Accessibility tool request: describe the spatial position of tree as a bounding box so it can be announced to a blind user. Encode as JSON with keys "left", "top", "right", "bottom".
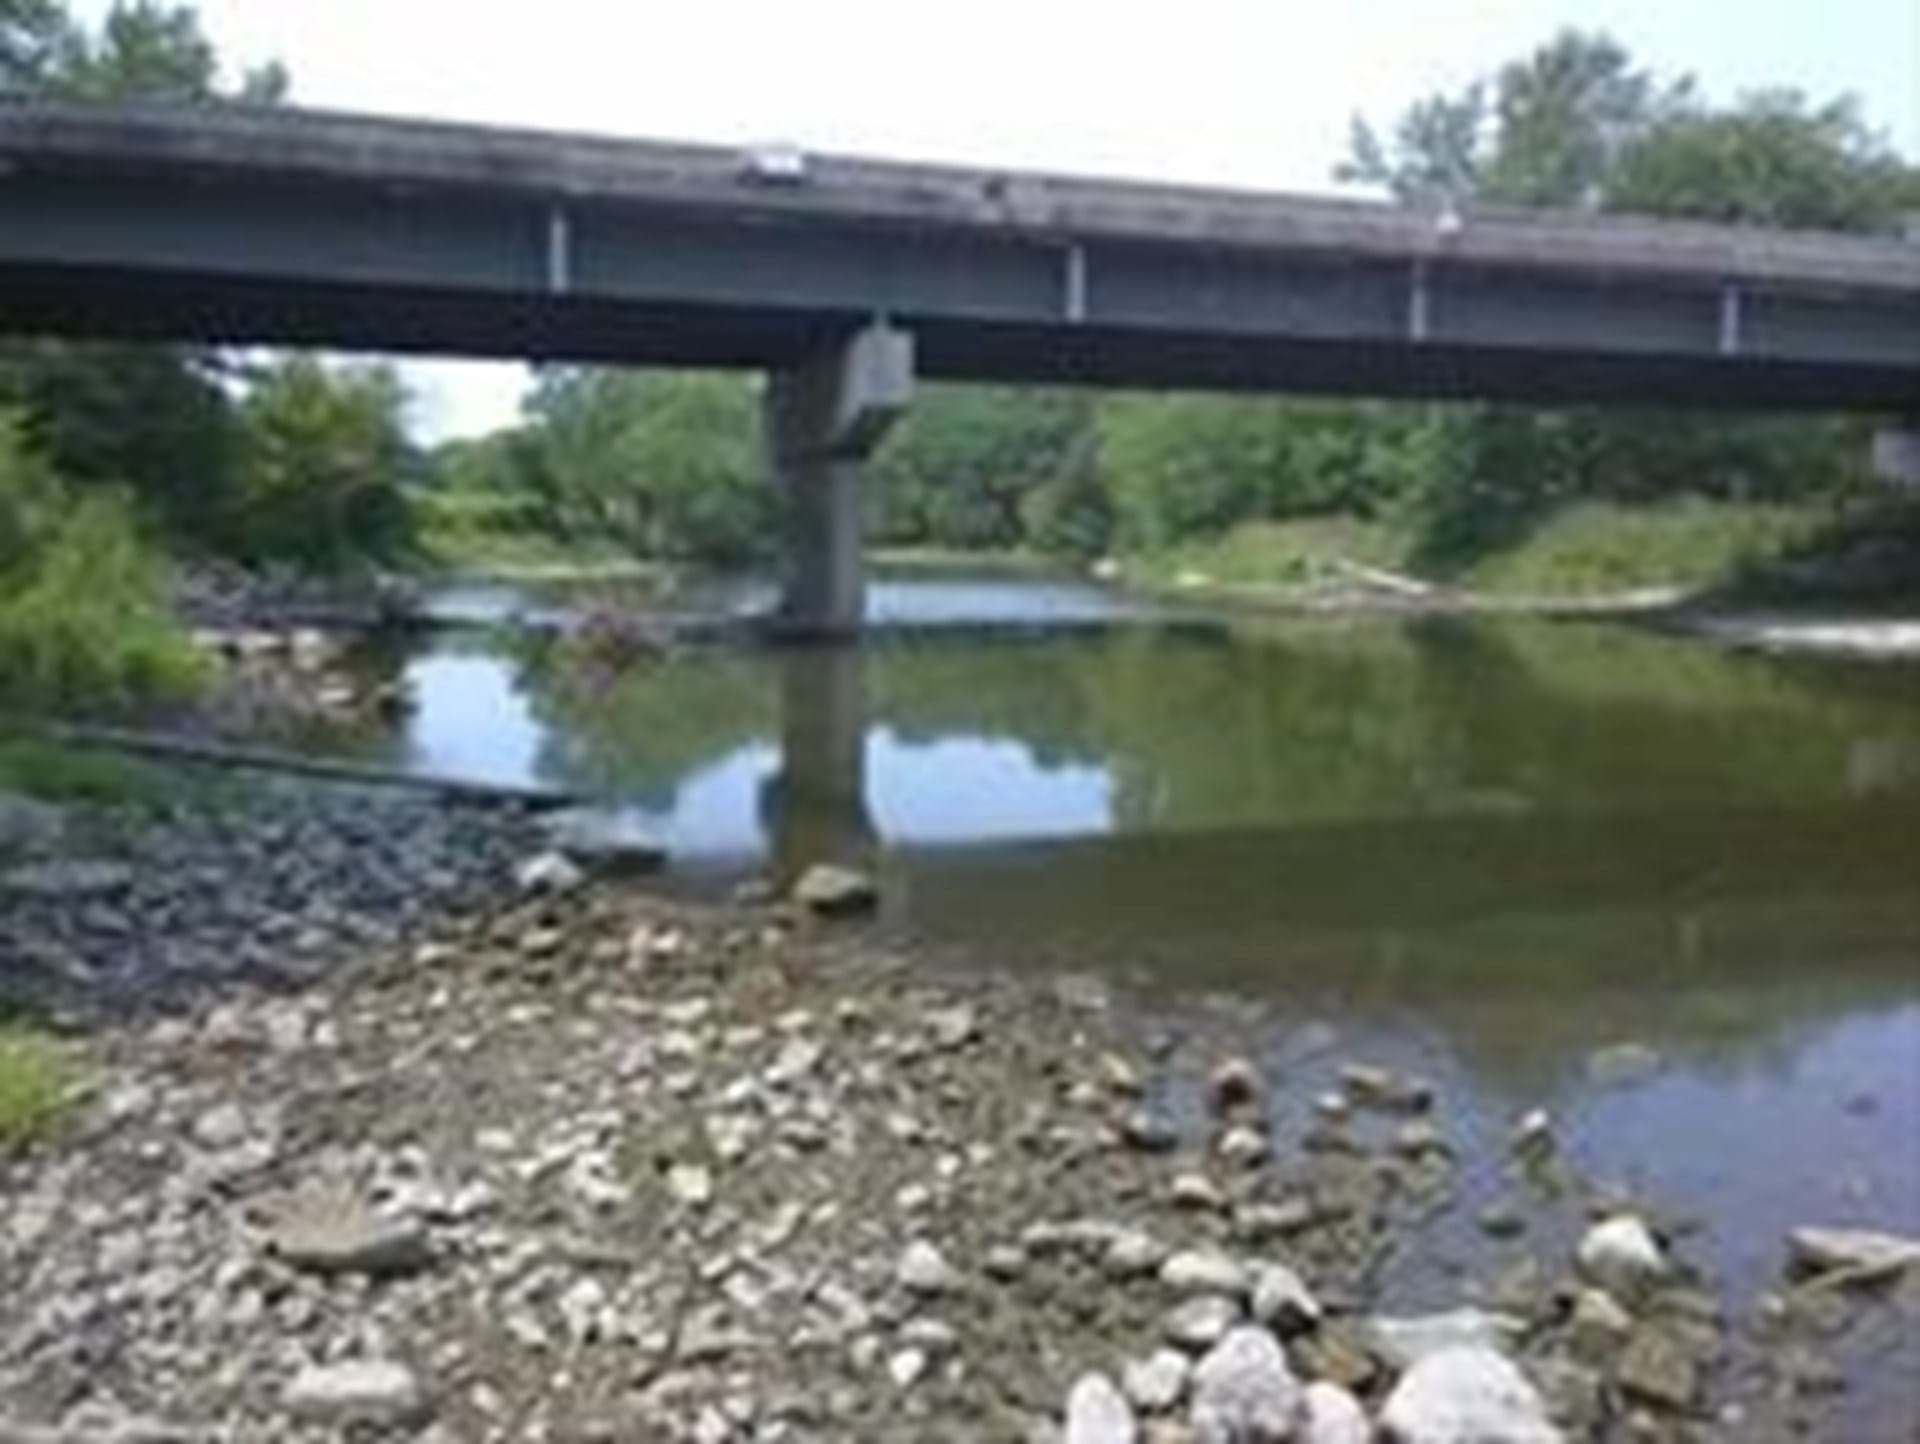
{"left": 233, "top": 357, "right": 417, "bottom": 571}
{"left": 1611, "top": 91, "right": 1913, "bottom": 232}
{"left": 0, "top": 0, "right": 68, "bottom": 91}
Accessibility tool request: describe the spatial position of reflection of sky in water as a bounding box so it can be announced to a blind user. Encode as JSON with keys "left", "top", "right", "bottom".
{"left": 404, "top": 653, "right": 544, "bottom": 783}
{"left": 866, "top": 729, "right": 1112, "bottom": 843}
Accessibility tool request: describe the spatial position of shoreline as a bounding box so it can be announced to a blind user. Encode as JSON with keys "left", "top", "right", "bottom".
{"left": 3, "top": 856, "right": 1913, "bottom": 1440}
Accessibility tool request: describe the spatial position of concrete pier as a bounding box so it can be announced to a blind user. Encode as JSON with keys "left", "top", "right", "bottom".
{"left": 1871, "top": 421, "right": 1920, "bottom": 490}
{"left": 766, "top": 320, "right": 914, "bottom": 635}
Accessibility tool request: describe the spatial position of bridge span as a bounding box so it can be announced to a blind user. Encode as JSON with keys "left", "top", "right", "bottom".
{"left": 3, "top": 99, "right": 1917, "bottom": 630}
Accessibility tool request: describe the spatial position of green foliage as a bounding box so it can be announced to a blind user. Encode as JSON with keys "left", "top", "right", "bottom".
{"left": 0, "top": 732, "right": 192, "bottom": 807}
{"left": 1611, "top": 92, "right": 1914, "bottom": 232}
{"left": 873, "top": 386, "right": 1097, "bottom": 553}
{"left": 512, "top": 369, "right": 770, "bottom": 564}
{"left": 0, "top": 0, "right": 65, "bottom": 89}
{"left": 232, "top": 356, "right": 417, "bottom": 572}
{"left": 0, "top": 1025, "right": 73, "bottom": 1152}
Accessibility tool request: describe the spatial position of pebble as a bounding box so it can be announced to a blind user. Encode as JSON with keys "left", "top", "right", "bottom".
{"left": 1249, "top": 1262, "right": 1321, "bottom": 1333}
{"left": 1105, "top": 1229, "right": 1169, "bottom": 1278}
{"left": 1215, "top": 1126, "right": 1267, "bottom": 1167}
{"left": 1122, "top": 1108, "right": 1178, "bottom": 1152}
{"left": 667, "top": 1164, "right": 715, "bottom": 1209}
{"left": 898, "top": 1240, "right": 961, "bottom": 1295}
{"left": 1169, "top": 1173, "right": 1226, "bottom": 1212}
{"left": 1299, "top": 1381, "right": 1370, "bottom": 1444}
{"left": 1206, "top": 1057, "right": 1262, "bottom": 1113}
{"left": 888, "top": 1348, "right": 929, "bottom": 1389}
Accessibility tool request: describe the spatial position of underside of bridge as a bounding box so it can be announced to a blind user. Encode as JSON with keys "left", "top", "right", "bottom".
{"left": 3, "top": 100, "right": 1919, "bottom": 628}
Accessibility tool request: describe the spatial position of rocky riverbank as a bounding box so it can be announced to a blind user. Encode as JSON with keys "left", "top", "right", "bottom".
{"left": 3, "top": 853, "right": 1916, "bottom": 1442}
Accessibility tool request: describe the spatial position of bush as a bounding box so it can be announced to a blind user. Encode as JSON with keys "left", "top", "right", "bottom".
{"left": 0, "top": 414, "right": 207, "bottom": 710}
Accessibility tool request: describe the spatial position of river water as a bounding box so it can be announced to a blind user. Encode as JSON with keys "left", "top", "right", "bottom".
{"left": 346, "top": 568, "right": 1920, "bottom": 1424}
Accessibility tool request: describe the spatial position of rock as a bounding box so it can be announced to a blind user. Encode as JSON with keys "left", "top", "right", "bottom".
{"left": 1510, "top": 1109, "right": 1554, "bottom": 1157}
{"left": 1300, "top": 1381, "right": 1370, "bottom": 1444}
{"left": 514, "top": 849, "right": 585, "bottom": 894}
{"left": 1233, "top": 1199, "right": 1315, "bottom": 1242}
{"left": 1165, "top": 1296, "right": 1242, "bottom": 1352}
{"left": 889, "top": 1348, "right": 929, "bottom": 1389}
{"left": 1614, "top": 1325, "right": 1696, "bottom": 1410}
{"left": 1216, "top": 1126, "right": 1268, "bottom": 1168}
{"left": 1189, "top": 1326, "right": 1301, "bottom": 1443}
{"left": 792, "top": 863, "right": 877, "bottom": 916}
{"left": 1340, "top": 1063, "right": 1432, "bottom": 1112}
{"left": 1586, "top": 1042, "right": 1661, "bottom": 1088}
{"left": 1395, "top": 1119, "right": 1447, "bottom": 1157}
{"left": 1124, "top": 1108, "right": 1180, "bottom": 1152}
{"left": 283, "top": 1360, "right": 430, "bottom": 1428}
{"left": 1785, "top": 1226, "right": 1920, "bottom": 1278}
{"left": 985, "top": 1244, "right": 1029, "bottom": 1280}
{"left": 0, "top": 792, "right": 63, "bottom": 854}
{"left": 1207, "top": 1057, "right": 1262, "bottom": 1114}
{"left": 265, "top": 1191, "right": 431, "bottom": 1278}
{"left": 1378, "top": 1346, "right": 1562, "bottom": 1444}
{"left": 1066, "top": 1372, "right": 1138, "bottom": 1444}
{"left": 667, "top": 1164, "right": 714, "bottom": 1209}
{"left": 1366, "top": 1309, "right": 1524, "bottom": 1372}
{"left": 1160, "top": 1249, "right": 1249, "bottom": 1298}
{"left": 1292, "top": 1321, "right": 1378, "bottom": 1392}
{"left": 1477, "top": 1203, "right": 1526, "bottom": 1238}
{"left": 1249, "top": 1262, "right": 1321, "bottom": 1334}
{"left": 898, "top": 1240, "right": 960, "bottom": 1295}
{"left": 1101, "top": 1052, "right": 1146, "bottom": 1096}
{"left": 1106, "top": 1229, "right": 1171, "bottom": 1278}
{"left": 1125, "top": 1350, "right": 1192, "bottom": 1413}
{"left": 2, "top": 859, "right": 134, "bottom": 898}
{"left": 1566, "top": 1288, "right": 1633, "bottom": 1362}
{"left": 192, "top": 1102, "right": 249, "bottom": 1150}
{"left": 545, "top": 807, "right": 666, "bottom": 876}
{"left": 1170, "top": 1173, "right": 1227, "bottom": 1212}
{"left": 1576, "top": 1216, "right": 1665, "bottom": 1300}
{"left": 926, "top": 1004, "right": 978, "bottom": 1049}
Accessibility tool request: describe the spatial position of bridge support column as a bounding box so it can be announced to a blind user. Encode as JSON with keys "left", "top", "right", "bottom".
{"left": 767, "top": 320, "right": 915, "bottom": 636}
{"left": 1871, "top": 419, "right": 1920, "bottom": 490}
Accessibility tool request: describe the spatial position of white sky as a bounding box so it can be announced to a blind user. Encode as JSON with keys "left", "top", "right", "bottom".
{"left": 84, "top": 0, "right": 1920, "bottom": 441}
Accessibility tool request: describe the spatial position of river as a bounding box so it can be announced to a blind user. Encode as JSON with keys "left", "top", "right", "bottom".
{"left": 337, "top": 566, "right": 1919, "bottom": 1423}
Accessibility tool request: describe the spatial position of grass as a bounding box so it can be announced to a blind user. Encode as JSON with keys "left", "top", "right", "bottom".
{"left": 0, "top": 1025, "right": 75, "bottom": 1152}
{"left": 1458, "top": 499, "right": 1830, "bottom": 598}
{"left": 0, "top": 732, "right": 237, "bottom": 812}
{"left": 1118, "top": 502, "right": 1838, "bottom": 604}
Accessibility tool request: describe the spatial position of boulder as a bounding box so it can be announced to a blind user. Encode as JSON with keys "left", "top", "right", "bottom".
{"left": 264, "top": 1191, "right": 431, "bottom": 1279}
{"left": 1378, "top": 1346, "right": 1562, "bottom": 1444}
{"left": 1189, "top": 1326, "right": 1301, "bottom": 1443}
{"left": 792, "top": 862, "right": 878, "bottom": 916}
{"left": 1066, "top": 1372, "right": 1138, "bottom": 1444}
{"left": 514, "top": 849, "right": 585, "bottom": 895}
{"left": 1300, "top": 1381, "right": 1370, "bottom": 1444}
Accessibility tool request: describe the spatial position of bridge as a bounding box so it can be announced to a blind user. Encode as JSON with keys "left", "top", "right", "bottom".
{"left": 3, "top": 99, "right": 1918, "bottom": 631}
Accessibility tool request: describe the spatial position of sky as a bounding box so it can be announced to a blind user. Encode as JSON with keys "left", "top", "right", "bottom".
{"left": 82, "top": 0, "right": 1920, "bottom": 441}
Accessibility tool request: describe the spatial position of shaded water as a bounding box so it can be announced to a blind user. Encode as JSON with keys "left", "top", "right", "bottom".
{"left": 350, "top": 570, "right": 1920, "bottom": 1424}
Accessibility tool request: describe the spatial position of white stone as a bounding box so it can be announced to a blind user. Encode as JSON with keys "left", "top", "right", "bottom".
{"left": 1787, "top": 1226, "right": 1920, "bottom": 1277}
{"left": 1189, "top": 1325, "right": 1301, "bottom": 1443}
{"left": 1301, "top": 1381, "right": 1370, "bottom": 1444}
{"left": 667, "top": 1164, "right": 714, "bottom": 1209}
{"left": 1378, "top": 1345, "right": 1563, "bottom": 1444}
{"left": 1367, "top": 1308, "right": 1523, "bottom": 1372}
{"left": 192, "top": 1102, "right": 249, "bottom": 1150}
{"left": 898, "top": 1239, "right": 960, "bottom": 1295}
{"left": 888, "top": 1347, "right": 929, "bottom": 1388}
{"left": 1123, "top": 1348, "right": 1192, "bottom": 1412}
{"left": 792, "top": 862, "right": 877, "bottom": 915}
{"left": 514, "top": 849, "right": 585, "bottom": 894}
{"left": 1576, "top": 1216, "right": 1665, "bottom": 1299}
{"left": 1165, "top": 1295, "right": 1242, "bottom": 1351}
{"left": 1250, "top": 1262, "right": 1321, "bottom": 1332}
{"left": 1160, "top": 1248, "right": 1248, "bottom": 1297}
{"left": 1066, "top": 1371, "right": 1138, "bottom": 1444}
{"left": 283, "top": 1360, "right": 429, "bottom": 1427}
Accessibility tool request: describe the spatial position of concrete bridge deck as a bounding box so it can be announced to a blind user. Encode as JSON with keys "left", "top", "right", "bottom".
{"left": 2, "top": 98, "right": 1917, "bottom": 409}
